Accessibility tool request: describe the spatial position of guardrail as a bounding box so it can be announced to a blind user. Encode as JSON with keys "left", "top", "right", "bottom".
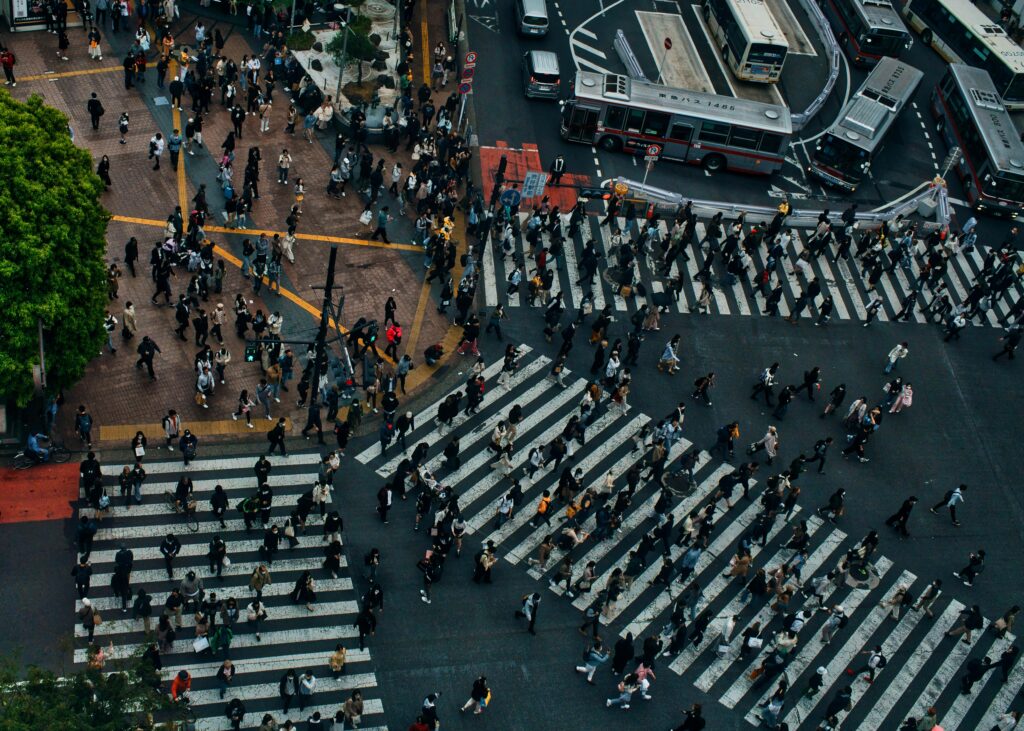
{"left": 613, "top": 29, "right": 649, "bottom": 83}
{"left": 611, "top": 177, "right": 952, "bottom": 231}
{"left": 790, "top": 0, "right": 841, "bottom": 132}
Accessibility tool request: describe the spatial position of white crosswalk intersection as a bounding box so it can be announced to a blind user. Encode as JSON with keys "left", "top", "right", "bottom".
{"left": 354, "top": 350, "right": 1022, "bottom": 730}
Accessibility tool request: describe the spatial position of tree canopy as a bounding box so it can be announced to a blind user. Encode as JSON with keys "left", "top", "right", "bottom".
{"left": 0, "top": 654, "right": 179, "bottom": 730}
{"left": 0, "top": 92, "right": 109, "bottom": 407}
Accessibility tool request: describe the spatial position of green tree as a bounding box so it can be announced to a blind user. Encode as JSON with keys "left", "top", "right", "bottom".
{"left": 0, "top": 92, "right": 109, "bottom": 407}
{"left": 0, "top": 653, "right": 182, "bottom": 729}
{"left": 326, "top": 15, "right": 379, "bottom": 85}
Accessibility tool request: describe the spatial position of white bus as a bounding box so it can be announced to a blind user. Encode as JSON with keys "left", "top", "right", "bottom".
{"left": 809, "top": 57, "right": 923, "bottom": 191}
{"left": 702, "top": 0, "right": 789, "bottom": 83}
{"left": 902, "top": 0, "right": 1024, "bottom": 109}
{"left": 560, "top": 71, "right": 792, "bottom": 175}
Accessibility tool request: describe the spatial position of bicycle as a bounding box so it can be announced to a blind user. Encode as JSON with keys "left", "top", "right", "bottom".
{"left": 12, "top": 439, "right": 71, "bottom": 470}
{"left": 164, "top": 490, "right": 200, "bottom": 532}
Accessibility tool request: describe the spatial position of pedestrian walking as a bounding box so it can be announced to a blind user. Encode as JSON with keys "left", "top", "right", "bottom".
{"left": 460, "top": 675, "right": 490, "bottom": 715}
{"left": 885, "top": 496, "right": 917, "bottom": 537}
{"left": 953, "top": 549, "right": 986, "bottom": 587}
{"left": 514, "top": 592, "right": 541, "bottom": 635}
{"left": 884, "top": 341, "right": 909, "bottom": 373}
{"left": 946, "top": 604, "right": 984, "bottom": 644}
{"left": 912, "top": 580, "right": 942, "bottom": 617}
{"left": 930, "top": 483, "right": 966, "bottom": 527}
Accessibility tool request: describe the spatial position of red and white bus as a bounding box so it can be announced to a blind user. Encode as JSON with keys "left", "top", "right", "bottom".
{"left": 560, "top": 71, "right": 792, "bottom": 175}
{"left": 933, "top": 64, "right": 1024, "bottom": 218}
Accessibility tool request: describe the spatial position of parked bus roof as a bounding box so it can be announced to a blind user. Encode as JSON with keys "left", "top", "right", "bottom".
{"left": 948, "top": 63, "right": 1024, "bottom": 173}
{"left": 727, "top": 0, "right": 789, "bottom": 47}
{"left": 827, "top": 58, "right": 921, "bottom": 151}
{"left": 572, "top": 71, "right": 793, "bottom": 134}
{"left": 857, "top": 0, "right": 905, "bottom": 30}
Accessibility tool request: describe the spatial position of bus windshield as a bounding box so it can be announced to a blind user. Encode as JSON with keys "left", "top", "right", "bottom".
{"left": 748, "top": 43, "right": 787, "bottom": 65}
{"left": 816, "top": 133, "right": 869, "bottom": 176}
{"left": 863, "top": 29, "right": 906, "bottom": 56}
{"left": 984, "top": 171, "right": 1024, "bottom": 202}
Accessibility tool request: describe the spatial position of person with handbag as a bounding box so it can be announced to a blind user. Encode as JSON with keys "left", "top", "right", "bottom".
{"left": 246, "top": 599, "right": 267, "bottom": 641}
{"left": 460, "top": 675, "right": 490, "bottom": 715}
{"left": 208, "top": 535, "right": 228, "bottom": 577}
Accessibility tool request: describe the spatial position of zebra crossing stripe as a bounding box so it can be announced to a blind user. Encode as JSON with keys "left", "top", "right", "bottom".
{"left": 939, "top": 633, "right": 1016, "bottom": 730}
{"left": 531, "top": 440, "right": 694, "bottom": 581}
{"left": 478, "top": 412, "right": 643, "bottom": 547}
{"left": 615, "top": 492, "right": 774, "bottom": 635}
{"left": 186, "top": 648, "right": 371, "bottom": 678}
{"left": 98, "top": 513, "right": 319, "bottom": 541}
{"left": 196, "top": 700, "right": 385, "bottom": 731}
{"left": 827, "top": 597, "right": 963, "bottom": 729}
{"left": 720, "top": 556, "right": 895, "bottom": 709}
{"left": 73, "top": 624, "right": 363, "bottom": 663}
{"left": 186, "top": 672, "right": 378, "bottom": 708}
{"left": 456, "top": 381, "right": 589, "bottom": 523}
{"left": 505, "top": 416, "right": 650, "bottom": 565}
{"left": 569, "top": 461, "right": 734, "bottom": 612}
{"left": 107, "top": 555, "right": 344, "bottom": 586}
{"left": 909, "top": 614, "right": 992, "bottom": 717}
{"left": 355, "top": 347, "right": 531, "bottom": 465}
{"left": 376, "top": 357, "right": 554, "bottom": 477}
{"left": 78, "top": 576, "right": 353, "bottom": 613}
{"left": 687, "top": 516, "right": 839, "bottom": 684}
{"left": 977, "top": 642, "right": 1024, "bottom": 730}
{"left": 141, "top": 454, "right": 322, "bottom": 475}
{"left": 448, "top": 378, "right": 586, "bottom": 516}
{"left": 579, "top": 215, "right": 605, "bottom": 312}
{"left": 593, "top": 220, "right": 628, "bottom": 312}
{"left": 77, "top": 601, "right": 359, "bottom": 639}
{"left": 88, "top": 538, "right": 319, "bottom": 564}
{"left": 559, "top": 215, "right": 587, "bottom": 309}
{"left": 749, "top": 569, "right": 925, "bottom": 724}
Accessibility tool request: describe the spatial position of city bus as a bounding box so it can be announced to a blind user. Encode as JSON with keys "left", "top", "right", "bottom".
{"left": 809, "top": 57, "right": 923, "bottom": 191}
{"left": 702, "top": 0, "right": 789, "bottom": 82}
{"left": 821, "top": 0, "right": 911, "bottom": 67}
{"left": 932, "top": 64, "right": 1024, "bottom": 218}
{"left": 902, "top": 0, "right": 1024, "bottom": 109}
{"left": 560, "top": 71, "right": 792, "bottom": 175}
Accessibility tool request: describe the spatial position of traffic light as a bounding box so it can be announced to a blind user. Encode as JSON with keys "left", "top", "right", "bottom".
{"left": 244, "top": 342, "right": 258, "bottom": 362}
{"left": 580, "top": 187, "right": 612, "bottom": 200}
{"left": 366, "top": 320, "right": 379, "bottom": 343}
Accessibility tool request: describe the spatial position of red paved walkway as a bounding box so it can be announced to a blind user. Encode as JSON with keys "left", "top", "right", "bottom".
{"left": 0, "top": 464, "right": 79, "bottom": 524}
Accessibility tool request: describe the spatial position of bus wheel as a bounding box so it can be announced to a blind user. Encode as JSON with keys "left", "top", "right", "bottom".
{"left": 702, "top": 154, "right": 726, "bottom": 173}
{"left": 921, "top": 28, "right": 933, "bottom": 46}
{"left": 599, "top": 135, "right": 622, "bottom": 153}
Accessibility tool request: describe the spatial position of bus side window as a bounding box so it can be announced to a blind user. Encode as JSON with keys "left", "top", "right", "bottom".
{"left": 670, "top": 123, "right": 693, "bottom": 142}
{"left": 759, "top": 133, "right": 783, "bottom": 153}
{"left": 625, "top": 108, "right": 646, "bottom": 134}
{"left": 605, "top": 105, "right": 627, "bottom": 130}
{"left": 643, "top": 111, "right": 670, "bottom": 137}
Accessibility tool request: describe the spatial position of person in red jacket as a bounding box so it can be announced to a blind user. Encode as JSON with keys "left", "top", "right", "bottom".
{"left": 170, "top": 669, "right": 191, "bottom": 700}
{"left": 385, "top": 320, "right": 402, "bottom": 360}
{"left": 408, "top": 716, "right": 431, "bottom": 731}
{"left": 0, "top": 48, "right": 16, "bottom": 87}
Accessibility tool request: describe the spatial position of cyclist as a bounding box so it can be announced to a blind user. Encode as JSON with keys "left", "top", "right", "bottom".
{"left": 25, "top": 433, "right": 50, "bottom": 463}
{"left": 174, "top": 475, "right": 195, "bottom": 513}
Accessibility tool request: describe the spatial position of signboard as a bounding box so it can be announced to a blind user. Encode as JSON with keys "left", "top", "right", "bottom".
{"left": 522, "top": 171, "right": 547, "bottom": 198}
{"left": 12, "top": 0, "right": 51, "bottom": 26}
{"left": 644, "top": 144, "right": 661, "bottom": 162}
{"left": 460, "top": 50, "right": 478, "bottom": 96}
{"left": 499, "top": 188, "right": 522, "bottom": 208}
{"left": 614, "top": 182, "right": 629, "bottom": 196}
{"left": 664, "top": 37, "right": 673, "bottom": 50}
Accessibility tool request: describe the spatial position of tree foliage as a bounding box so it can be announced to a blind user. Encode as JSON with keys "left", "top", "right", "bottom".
{"left": 0, "top": 92, "right": 109, "bottom": 407}
{"left": 0, "top": 654, "right": 178, "bottom": 730}
{"left": 326, "top": 16, "right": 378, "bottom": 65}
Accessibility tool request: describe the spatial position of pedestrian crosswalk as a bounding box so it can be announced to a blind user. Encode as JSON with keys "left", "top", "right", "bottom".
{"left": 74, "top": 452, "right": 389, "bottom": 731}
{"left": 354, "top": 352, "right": 1021, "bottom": 730}
{"left": 478, "top": 210, "right": 1023, "bottom": 329}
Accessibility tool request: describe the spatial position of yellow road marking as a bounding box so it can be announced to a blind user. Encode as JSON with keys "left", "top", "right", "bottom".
{"left": 109, "top": 215, "right": 421, "bottom": 252}
{"left": 421, "top": 0, "right": 431, "bottom": 84}
{"left": 99, "top": 418, "right": 293, "bottom": 442}
{"left": 20, "top": 65, "right": 122, "bottom": 82}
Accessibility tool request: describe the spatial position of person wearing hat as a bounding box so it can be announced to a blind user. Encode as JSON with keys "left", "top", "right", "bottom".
{"left": 77, "top": 597, "right": 98, "bottom": 642}
{"left": 805, "top": 666, "right": 828, "bottom": 697}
